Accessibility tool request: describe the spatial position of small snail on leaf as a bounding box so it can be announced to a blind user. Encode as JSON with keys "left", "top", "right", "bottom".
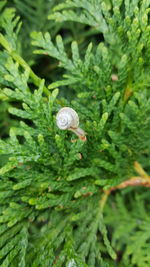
{"left": 56, "top": 107, "right": 86, "bottom": 141}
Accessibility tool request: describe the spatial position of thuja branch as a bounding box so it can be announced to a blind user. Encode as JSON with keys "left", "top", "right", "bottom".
{"left": 100, "top": 162, "right": 150, "bottom": 211}
{"left": 0, "top": 33, "right": 50, "bottom": 96}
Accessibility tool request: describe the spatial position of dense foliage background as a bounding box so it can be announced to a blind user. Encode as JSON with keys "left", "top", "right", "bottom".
{"left": 0, "top": 0, "right": 150, "bottom": 266}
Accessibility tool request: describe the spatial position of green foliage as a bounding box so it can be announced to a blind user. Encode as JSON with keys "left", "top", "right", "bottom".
{"left": 11, "top": 0, "right": 63, "bottom": 61}
{"left": 104, "top": 191, "right": 150, "bottom": 267}
{"left": 49, "top": 0, "right": 150, "bottom": 91}
{"left": 0, "top": 0, "right": 149, "bottom": 266}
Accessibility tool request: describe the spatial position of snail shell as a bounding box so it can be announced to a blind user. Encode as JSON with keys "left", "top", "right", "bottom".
{"left": 56, "top": 107, "right": 79, "bottom": 130}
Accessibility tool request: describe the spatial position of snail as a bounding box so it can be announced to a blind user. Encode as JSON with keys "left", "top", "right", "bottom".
{"left": 56, "top": 107, "right": 86, "bottom": 141}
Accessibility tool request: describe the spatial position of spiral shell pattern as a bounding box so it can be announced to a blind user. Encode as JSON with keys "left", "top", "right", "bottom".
{"left": 56, "top": 107, "right": 79, "bottom": 130}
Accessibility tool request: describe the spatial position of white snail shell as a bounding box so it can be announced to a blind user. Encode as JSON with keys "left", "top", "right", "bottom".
{"left": 56, "top": 107, "right": 86, "bottom": 140}
{"left": 56, "top": 107, "right": 79, "bottom": 130}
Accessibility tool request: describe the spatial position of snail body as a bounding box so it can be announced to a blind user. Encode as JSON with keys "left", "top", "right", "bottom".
{"left": 56, "top": 107, "right": 86, "bottom": 140}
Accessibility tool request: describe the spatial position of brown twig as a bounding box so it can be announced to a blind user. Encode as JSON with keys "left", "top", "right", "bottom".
{"left": 100, "top": 161, "right": 150, "bottom": 211}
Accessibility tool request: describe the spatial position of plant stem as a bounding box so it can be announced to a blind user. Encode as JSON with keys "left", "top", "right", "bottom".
{"left": 0, "top": 34, "right": 50, "bottom": 96}
{"left": 100, "top": 161, "right": 150, "bottom": 211}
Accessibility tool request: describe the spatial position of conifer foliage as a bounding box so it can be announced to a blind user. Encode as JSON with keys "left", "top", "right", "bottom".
{"left": 0, "top": 0, "right": 150, "bottom": 266}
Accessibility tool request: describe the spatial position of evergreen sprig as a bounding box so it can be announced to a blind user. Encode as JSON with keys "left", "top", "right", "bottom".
{"left": 0, "top": 0, "right": 149, "bottom": 266}
{"left": 105, "top": 192, "right": 150, "bottom": 267}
